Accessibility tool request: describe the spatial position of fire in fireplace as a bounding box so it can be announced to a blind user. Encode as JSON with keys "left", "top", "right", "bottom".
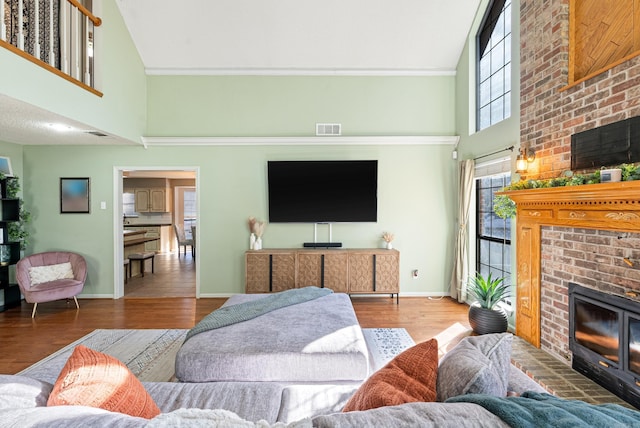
{"left": 569, "top": 282, "right": 640, "bottom": 408}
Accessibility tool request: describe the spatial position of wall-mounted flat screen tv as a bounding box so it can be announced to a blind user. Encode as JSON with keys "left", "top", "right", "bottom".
{"left": 268, "top": 160, "right": 378, "bottom": 223}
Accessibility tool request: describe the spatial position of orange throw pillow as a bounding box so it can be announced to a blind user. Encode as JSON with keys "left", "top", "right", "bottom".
{"left": 47, "top": 345, "right": 161, "bottom": 419}
{"left": 342, "top": 338, "right": 438, "bottom": 412}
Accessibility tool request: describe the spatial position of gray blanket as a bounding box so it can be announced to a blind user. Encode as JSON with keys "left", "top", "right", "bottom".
{"left": 446, "top": 391, "right": 640, "bottom": 427}
{"left": 184, "top": 286, "right": 333, "bottom": 342}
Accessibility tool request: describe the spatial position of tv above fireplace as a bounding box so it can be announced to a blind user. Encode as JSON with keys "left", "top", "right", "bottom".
{"left": 267, "top": 160, "right": 378, "bottom": 223}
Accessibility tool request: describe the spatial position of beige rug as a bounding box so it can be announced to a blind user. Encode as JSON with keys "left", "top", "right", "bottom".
{"left": 18, "top": 328, "right": 414, "bottom": 384}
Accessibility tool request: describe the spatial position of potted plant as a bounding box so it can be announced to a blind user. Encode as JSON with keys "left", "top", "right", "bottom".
{"left": 467, "top": 272, "right": 511, "bottom": 335}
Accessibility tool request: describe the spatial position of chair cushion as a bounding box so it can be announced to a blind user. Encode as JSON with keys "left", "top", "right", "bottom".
{"left": 30, "top": 279, "right": 83, "bottom": 292}
{"left": 28, "top": 262, "right": 74, "bottom": 285}
{"left": 342, "top": 338, "right": 438, "bottom": 412}
{"left": 47, "top": 345, "right": 161, "bottom": 419}
{"left": 128, "top": 253, "right": 155, "bottom": 260}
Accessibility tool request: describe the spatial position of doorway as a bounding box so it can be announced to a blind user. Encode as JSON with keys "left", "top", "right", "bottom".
{"left": 113, "top": 167, "right": 199, "bottom": 299}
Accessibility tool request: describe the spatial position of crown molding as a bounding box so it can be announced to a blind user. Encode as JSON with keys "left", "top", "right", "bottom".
{"left": 144, "top": 67, "right": 457, "bottom": 77}
{"left": 140, "top": 136, "right": 460, "bottom": 147}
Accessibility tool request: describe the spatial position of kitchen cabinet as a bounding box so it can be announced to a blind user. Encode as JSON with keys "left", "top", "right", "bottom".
{"left": 143, "top": 226, "right": 161, "bottom": 252}
{"left": 134, "top": 188, "right": 168, "bottom": 212}
{"left": 124, "top": 226, "right": 162, "bottom": 254}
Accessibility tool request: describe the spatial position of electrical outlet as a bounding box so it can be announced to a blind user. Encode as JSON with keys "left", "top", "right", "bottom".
{"left": 412, "top": 269, "right": 418, "bottom": 279}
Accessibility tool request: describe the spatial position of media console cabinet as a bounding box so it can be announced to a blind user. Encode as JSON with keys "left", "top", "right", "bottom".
{"left": 245, "top": 248, "right": 400, "bottom": 303}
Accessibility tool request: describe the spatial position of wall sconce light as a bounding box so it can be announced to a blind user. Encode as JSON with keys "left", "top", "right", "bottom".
{"left": 515, "top": 147, "right": 536, "bottom": 173}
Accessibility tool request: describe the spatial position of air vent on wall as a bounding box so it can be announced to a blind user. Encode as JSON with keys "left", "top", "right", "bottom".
{"left": 84, "top": 130, "right": 109, "bottom": 137}
{"left": 316, "top": 123, "right": 341, "bottom": 136}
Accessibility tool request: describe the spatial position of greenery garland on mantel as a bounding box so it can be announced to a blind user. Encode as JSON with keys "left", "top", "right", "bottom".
{"left": 493, "top": 164, "right": 640, "bottom": 219}
{"left": 0, "top": 173, "right": 31, "bottom": 249}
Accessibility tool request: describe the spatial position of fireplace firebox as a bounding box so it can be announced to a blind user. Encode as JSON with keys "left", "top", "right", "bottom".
{"left": 569, "top": 282, "right": 640, "bottom": 408}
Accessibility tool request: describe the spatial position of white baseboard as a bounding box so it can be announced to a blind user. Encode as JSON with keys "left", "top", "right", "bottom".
{"left": 198, "top": 293, "right": 236, "bottom": 298}
{"left": 399, "top": 291, "right": 450, "bottom": 297}
{"left": 77, "top": 292, "right": 451, "bottom": 299}
{"left": 77, "top": 294, "right": 115, "bottom": 299}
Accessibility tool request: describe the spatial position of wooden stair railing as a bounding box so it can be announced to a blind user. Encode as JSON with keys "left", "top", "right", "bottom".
{"left": 0, "top": 0, "right": 103, "bottom": 96}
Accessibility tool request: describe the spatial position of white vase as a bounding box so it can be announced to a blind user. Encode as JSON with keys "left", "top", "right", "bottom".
{"left": 386, "top": 242, "right": 393, "bottom": 250}
{"left": 254, "top": 237, "right": 262, "bottom": 250}
{"left": 250, "top": 233, "right": 256, "bottom": 250}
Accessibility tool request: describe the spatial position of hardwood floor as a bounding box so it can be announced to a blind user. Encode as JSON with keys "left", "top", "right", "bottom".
{"left": 0, "top": 250, "right": 471, "bottom": 374}
{"left": 124, "top": 251, "right": 196, "bottom": 298}
{"left": 0, "top": 295, "right": 471, "bottom": 375}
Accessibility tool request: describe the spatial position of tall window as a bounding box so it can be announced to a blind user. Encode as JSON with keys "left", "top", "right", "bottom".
{"left": 122, "top": 192, "right": 136, "bottom": 216}
{"left": 477, "top": 0, "right": 511, "bottom": 131}
{"left": 476, "top": 173, "right": 511, "bottom": 302}
{"left": 183, "top": 190, "right": 196, "bottom": 239}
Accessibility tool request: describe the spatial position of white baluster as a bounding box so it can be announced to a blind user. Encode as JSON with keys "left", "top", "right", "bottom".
{"left": 48, "top": 0, "right": 55, "bottom": 66}
{"left": 34, "top": 0, "right": 41, "bottom": 59}
{"left": 72, "top": 6, "right": 79, "bottom": 79}
{"left": 18, "top": 0, "right": 24, "bottom": 50}
{"left": 84, "top": 16, "right": 91, "bottom": 84}
{"left": 60, "top": 1, "right": 68, "bottom": 74}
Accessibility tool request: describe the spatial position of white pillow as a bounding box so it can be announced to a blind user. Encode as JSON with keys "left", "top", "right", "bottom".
{"left": 28, "top": 262, "right": 75, "bottom": 286}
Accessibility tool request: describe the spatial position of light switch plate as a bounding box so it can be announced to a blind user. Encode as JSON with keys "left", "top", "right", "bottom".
{"left": 100, "top": 201, "right": 107, "bottom": 209}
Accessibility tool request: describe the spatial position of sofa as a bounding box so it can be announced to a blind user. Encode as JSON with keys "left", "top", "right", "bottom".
{"left": 0, "top": 333, "right": 553, "bottom": 427}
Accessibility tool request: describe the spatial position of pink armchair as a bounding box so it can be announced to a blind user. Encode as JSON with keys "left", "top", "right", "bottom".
{"left": 16, "top": 252, "right": 87, "bottom": 318}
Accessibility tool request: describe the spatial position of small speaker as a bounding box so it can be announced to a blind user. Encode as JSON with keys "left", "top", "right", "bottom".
{"left": 303, "top": 242, "right": 342, "bottom": 248}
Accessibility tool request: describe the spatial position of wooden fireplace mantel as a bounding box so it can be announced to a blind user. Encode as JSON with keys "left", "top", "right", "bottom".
{"left": 500, "top": 181, "right": 640, "bottom": 348}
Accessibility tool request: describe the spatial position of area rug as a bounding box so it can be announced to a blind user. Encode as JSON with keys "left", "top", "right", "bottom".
{"left": 18, "top": 327, "right": 415, "bottom": 383}
{"left": 18, "top": 329, "right": 188, "bottom": 384}
{"left": 362, "top": 328, "right": 415, "bottom": 371}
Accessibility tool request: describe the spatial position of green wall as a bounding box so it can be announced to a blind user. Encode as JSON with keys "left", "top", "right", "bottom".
{"left": 147, "top": 75, "right": 455, "bottom": 137}
{"left": 1, "top": 1, "right": 466, "bottom": 299}
{"left": 21, "top": 143, "right": 456, "bottom": 297}
{"left": 0, "top": 0, "right": 146, "bottom": 143}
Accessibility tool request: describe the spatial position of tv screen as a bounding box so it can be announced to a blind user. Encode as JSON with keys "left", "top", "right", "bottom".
{"left": 268, "top": 160, "right": 378, "bottom": 223}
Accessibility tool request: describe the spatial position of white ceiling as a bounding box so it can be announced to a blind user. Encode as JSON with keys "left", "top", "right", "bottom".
{"left": 0, "top": 0, "right": 481, "bottom": 146}
{"left": 0, "top": 95, "right": 135, "bottom": 146}
{"left": 116, "top": 0, "right": 481, "bottom": 75}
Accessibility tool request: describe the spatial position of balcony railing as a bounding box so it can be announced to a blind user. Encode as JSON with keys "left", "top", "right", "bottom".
{"left": 0, "top": 0, "right": 102, "bottom": 96}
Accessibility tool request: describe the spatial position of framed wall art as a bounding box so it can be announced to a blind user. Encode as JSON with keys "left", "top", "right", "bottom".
{"left": 60, "top": 177, "right": 90, "bottom": 214}
{"left": 0, "top": 157, "right": 13, "bottom": 177}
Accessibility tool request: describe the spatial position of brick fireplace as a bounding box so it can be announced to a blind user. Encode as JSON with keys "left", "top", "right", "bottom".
{"left": 501, "top": 180, "right": 640, "bottom": 406}
{"left": 516, "top": 0, "right": 640, "bottom": 353}
{"left": 502, "top": 181, "right": 640, "bottom": 349}
{"left": 540, "top": 226, "right": 640, "bottom": 364}
{"left": 495, "top": 0, "right": 640, "bottom": 406}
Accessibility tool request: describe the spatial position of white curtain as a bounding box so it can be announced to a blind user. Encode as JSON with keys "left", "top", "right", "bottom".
{"left": 449, "top": 159, "right": 475, "bottom": 302}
